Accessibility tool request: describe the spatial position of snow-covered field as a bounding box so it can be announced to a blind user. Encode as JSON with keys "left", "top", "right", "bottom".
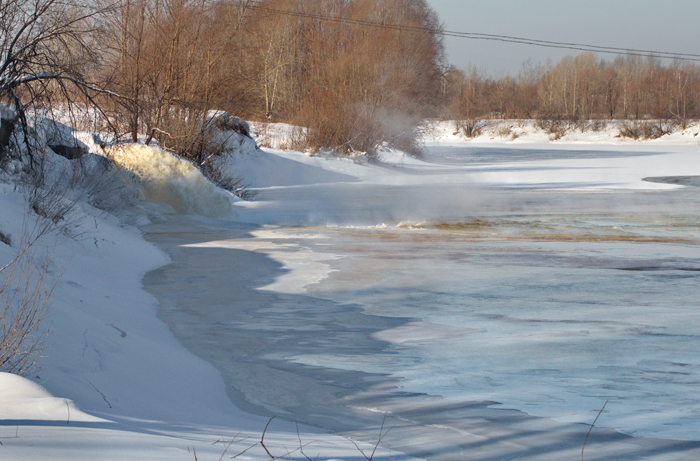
{"left": 1, "top": 120, "right": 700, "bottom": 460}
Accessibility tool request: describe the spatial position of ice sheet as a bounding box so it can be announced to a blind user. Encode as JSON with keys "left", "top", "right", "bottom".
{"left": 144, "top": 142, "right": 700, "bottom": 459}
{"left": 228, "top": 144, "right": 700, "bottom": 441}
{"left": 295, "top": 225, "right": 700, "bottom": 440}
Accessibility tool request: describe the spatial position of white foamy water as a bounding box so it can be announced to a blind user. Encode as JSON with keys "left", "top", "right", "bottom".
{"left": 108, "top": 144, "right": 234, "bottom": 216}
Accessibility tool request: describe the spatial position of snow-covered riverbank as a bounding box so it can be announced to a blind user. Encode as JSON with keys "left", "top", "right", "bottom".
{"left": 2, "top": 124, "right": 700, "bottom": 459}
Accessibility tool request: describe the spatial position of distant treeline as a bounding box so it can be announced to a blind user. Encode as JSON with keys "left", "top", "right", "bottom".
{"left": 444, "top": 53, "right": 700, "bottom": 122}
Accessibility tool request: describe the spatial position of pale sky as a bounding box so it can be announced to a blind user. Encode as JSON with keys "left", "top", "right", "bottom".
{"left": 427, "top": 0, "right": 700, "bottom": 75}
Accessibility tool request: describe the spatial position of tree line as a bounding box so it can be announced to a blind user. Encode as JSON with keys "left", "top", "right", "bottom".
{"left": 99, "top": 0, "right": 445, "bottom": 158}
{"left": 444, "top": 52, "right": 700, "bottom": 123}
{"left": 3, "top": 0, "right": 700, "bottom": 167}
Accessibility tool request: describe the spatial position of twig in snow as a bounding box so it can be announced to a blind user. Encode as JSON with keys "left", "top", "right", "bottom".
{"left": 343, "top": 414, "right": 394, "bottom": 461}
{"left": 84, "top": 377, "right": 112, "bottom": 408}
{"left": 231, "top": 441, "right": 259, "bottom": 459}
{"left": 296, "top": 422, "right": 318, "bottom": 461}
{"left": 216, "top": 433, "right": 241, "bottom": 461}
{"left": 260, "top": 416, "right": 276, "bottom": 458}
{"left": 582, "top": 400, "right": 608, "bottom": 461}
{"left": 230, "top": 418, "right": 316, "bottom": 461}
{"left": 0, "top": 426, "right": 19, "bottom": 444}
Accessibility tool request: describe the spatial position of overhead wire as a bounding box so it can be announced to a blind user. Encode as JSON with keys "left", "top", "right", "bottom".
{"left": 244, "top": 0, "right": 700, "bottom": 63}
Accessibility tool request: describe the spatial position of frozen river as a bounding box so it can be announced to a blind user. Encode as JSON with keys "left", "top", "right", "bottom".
{"left": 143, "top": 144, "right": 700, "bottom": 460}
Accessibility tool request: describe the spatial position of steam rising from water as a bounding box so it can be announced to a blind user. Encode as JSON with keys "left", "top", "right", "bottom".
{"left": 107, "top": 144, "right": 233, "bottom": 217}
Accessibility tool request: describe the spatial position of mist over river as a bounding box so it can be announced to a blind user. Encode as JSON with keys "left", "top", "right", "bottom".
{"left": 143, "top": 144, "right": 700, "bottom": 460}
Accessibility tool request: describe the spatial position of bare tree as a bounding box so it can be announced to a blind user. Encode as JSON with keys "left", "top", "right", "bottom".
{"left": 0, "top": 0, "right": 105, "bottom": 169}
{"left": 99, "top": 0, "right": 251, "bottom": 160}
{"left": 248, "top": 0, "right": 446, "bottom": 155}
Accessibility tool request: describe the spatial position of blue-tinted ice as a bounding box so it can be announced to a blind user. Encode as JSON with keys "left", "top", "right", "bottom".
{"left": 145, "top": 145, "right": 700, "bottom": 459}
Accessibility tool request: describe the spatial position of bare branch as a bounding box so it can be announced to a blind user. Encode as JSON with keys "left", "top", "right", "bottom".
{"left": 260, "top": 416, "right": 276, "bottom": 459}
{"left": 582, "top": 400, "right": 609, "bottom": 461}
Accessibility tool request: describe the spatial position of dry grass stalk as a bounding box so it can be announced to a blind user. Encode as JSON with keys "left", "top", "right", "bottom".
{"left": 0, "top": 234, "right": 53, "bottom": 375}
{"left": 581, "top": 400, "right": 608, "bottom": 461}
{"left": 0, "top": 182, "right": 76, "bottom": 376}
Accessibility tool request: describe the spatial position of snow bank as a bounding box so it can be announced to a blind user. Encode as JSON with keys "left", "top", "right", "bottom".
{"left": 219, "top": 147, "right": 357, "bottom": 189}
{"left": 245, "top": 119, "right": 700, "bottom": 155}
{"left": 0, "top": 165, "right": 405, "bottom": 460}
{"left": 249, "top": 122, "right": 306, "bottom": 150}
{"left": 0, "top": 373, "right": 104, "bottom": 423}
{"left": 422, "top": 119, "right": 700, "bottom": 146}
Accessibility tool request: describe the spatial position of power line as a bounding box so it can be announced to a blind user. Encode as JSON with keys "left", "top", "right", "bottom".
{"left": 245, "top": 1, "right": 700, "bottom": 63}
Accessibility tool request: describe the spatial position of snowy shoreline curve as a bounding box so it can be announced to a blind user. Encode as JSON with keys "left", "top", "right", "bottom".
{"left": 0, "top": 181, "right": 404, "bottom": 461}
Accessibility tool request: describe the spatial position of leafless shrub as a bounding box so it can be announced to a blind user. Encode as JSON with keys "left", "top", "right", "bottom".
{"left": 250, "top": 123, "right": 306, "bottom": 151}
{"left": 0, "top": 217, "right": 57, "bottom": 376}
{"left": 76, "top": 156, "right": 141, "bottom": 216}
{"left": 148, "top": 110, "right": 216, "bottom": 165}
{"left": 285, "top": 126, "right": 308, "bottom": 152}
{"left": 618, "top": 120, "right": 679, "bottom": 140}
{"left": 219, "top": 417, "right": 318, "bottom": 461}
{"left": 0, "top": 149, "right": 132, "bottom": 375}
{"left": 536, "top": 119, "right": 569, "bottom": 140}
{"left": 658, "top": 120, "right": 680, "bottom": 136}
{"left": 19, "top": 146, "right": 139, "bottom": 235}
{"left": 202, "top": 415, "right": 394, "bottom": 461}
{"left": 582, "top": 400, "right": 608, "bottom": 461}
{"left": 455, "top": 119, "right": 484, "bottom": 138}
{"left": 675, "top": 118, "right": 693, "bottom": 131}
{"left": 343, "top": 414, "right": 394, "bottom": 461}
{"left": 145, "top": 112, "right": 262, "bottom": 201}
{"left": 200, "top": 161, "right": 256, "bottom": 201}
{"left": 386, "top": 122, "right": 426, "bottom": 159}
{"left": 300, "top": 96, "right": 425, "bottom": 159}
{"left": 573, "top": 119, "right": 588, "bottom": 133}
{"left": 190, "top": 118, "right": 258, "bottom": 200}
{"left": 249, "top": 122, "right": 272, "bottom": 148}
{"left": 618, "top": 121, "right": 643, "bottom": 140}
{"left": 211, "top": 115, "right": 250, "bottom": 137}
{"left": 495, "top": 124, "right": 513, "bottom": 138}
{"left": 590, "top": 119, "right": 607, "bottom": 132}
{"left": 26, "top": 177, "right": 78, "bottom": 228}
{"left": 0, "top": 252, "right": 51, "bottom": 375}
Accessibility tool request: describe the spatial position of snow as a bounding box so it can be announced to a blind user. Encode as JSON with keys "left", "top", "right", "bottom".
{"left": 217, "top": 146, "right": 356, "bottom": 189}
{"left": 0, "top": 155, "right": 405, "bottom": 460}
{"left": 2, "top": 117, "right": 700, "bottom": 460}
{"left": 421, "top": 119, "right": 700, "bottom": 147}
{"left": 0, "top": 372, "right": 104, "bottom": 423}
